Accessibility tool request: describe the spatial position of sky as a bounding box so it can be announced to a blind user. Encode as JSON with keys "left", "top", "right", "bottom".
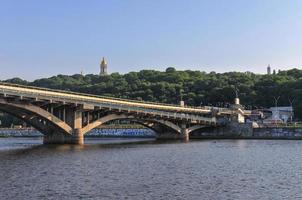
{"left": 1, "top": 0, "right": 302, "bottom": 80}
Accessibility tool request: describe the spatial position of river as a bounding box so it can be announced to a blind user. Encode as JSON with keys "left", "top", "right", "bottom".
{"left": 0, "top": 137, "right": 302, "bottom": 200}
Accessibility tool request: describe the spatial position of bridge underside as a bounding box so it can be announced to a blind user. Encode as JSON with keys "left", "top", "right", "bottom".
{"left": 0, "top": 96, "right": 215, "bottom": 144}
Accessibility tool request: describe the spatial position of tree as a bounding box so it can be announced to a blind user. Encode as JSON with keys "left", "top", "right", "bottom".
{"left": 165, "top": 67, "right": 176, "bottom": 73}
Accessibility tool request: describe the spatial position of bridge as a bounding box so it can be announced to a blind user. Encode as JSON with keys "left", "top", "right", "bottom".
{"left": 0, "top": 82, "right": 241, "bottom": 144}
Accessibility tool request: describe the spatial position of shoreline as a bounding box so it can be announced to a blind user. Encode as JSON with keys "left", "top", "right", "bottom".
{"left": 2, "top": 135, "right": 302, "bottom": 141}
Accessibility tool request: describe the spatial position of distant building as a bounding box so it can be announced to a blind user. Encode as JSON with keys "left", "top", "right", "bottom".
{"left": 100, "top": 57, "right": 108, "bottom": 75}
{"left": 267, "top": 65, "right": 271, "bottom": 75}
{"left": 270, "top": 106, "right": 293, "bottom": 123}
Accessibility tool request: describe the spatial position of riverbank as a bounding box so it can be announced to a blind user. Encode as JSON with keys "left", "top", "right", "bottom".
{"left": 2, "top": 126, "right": 302, "bottom": 140}
{"left": 0, "top": 128, "right": 155, "bottom": 138}
{"left": 191, "top": 125, "right": 302, "bottom": 140}
{"left": 190, "top": 135, "right": 302, "bottom": 140}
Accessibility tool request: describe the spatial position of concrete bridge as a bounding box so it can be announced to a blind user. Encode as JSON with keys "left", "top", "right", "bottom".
{"left": 0, "top": 82, "right": 238, "bottom": 144}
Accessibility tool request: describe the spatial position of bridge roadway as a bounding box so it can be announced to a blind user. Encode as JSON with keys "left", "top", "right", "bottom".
{"left": 0, "top": 82, "right": 232, "bottom": 144}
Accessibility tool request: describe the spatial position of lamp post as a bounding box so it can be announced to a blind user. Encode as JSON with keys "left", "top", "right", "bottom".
{"left": 288, "top": 98, "right": 295, "bottom": 123}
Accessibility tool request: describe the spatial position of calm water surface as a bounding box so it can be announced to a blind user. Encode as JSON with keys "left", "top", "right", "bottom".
{"left": 1, "top": 137, "right": 302, "bottom": 200}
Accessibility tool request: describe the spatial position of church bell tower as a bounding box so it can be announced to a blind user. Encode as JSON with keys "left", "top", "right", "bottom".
{"left": 100, "top": 57, "right": 108, "bottom": 76}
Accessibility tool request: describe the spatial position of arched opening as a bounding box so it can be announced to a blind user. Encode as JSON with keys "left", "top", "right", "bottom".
{"left": 189, "top": 126, "right": 216, "bottom": 139}
{"left": 187, "top": 125, "right": 207, "bottom": 134}
{"left": 0, "top": 111, "right": 24, "bottom": 128}
{"left": 84, "top": 119, "right": 157, "bottom": 138}
{"left": 0, "top": 100, "right": 72, "bottom": 137}
{"left": 81, "top": 114, "right": 183, "bottom": 139}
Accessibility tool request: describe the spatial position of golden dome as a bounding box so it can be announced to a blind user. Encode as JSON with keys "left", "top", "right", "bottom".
{"left": 101, "top": 57, "right": 107, "bottom": 65}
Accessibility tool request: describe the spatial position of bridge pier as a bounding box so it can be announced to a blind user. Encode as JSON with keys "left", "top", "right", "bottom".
{"left": 70, "top": 129, "right": 84, "bottom": 145}
{"left": 180, "top": 125, "right": 189, "bottom": 142}
{"left": 43, "top": 131, "right": 84, "bottom": 145}
{"left": 156, "top": 124, "right": 189, "bottom": 141}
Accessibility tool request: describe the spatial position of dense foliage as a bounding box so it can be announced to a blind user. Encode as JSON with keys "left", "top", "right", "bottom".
{"left": 1, "top": 68, "right": 302, "bottom": 126}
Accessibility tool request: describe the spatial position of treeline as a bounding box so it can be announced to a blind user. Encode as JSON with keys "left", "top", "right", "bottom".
{"left": 1, "top": 67, "right": 302, "bottom": 126}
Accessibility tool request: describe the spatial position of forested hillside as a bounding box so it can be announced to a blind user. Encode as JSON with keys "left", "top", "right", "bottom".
{"left": 1, "top": 67, "right": 302, "bottom": 126}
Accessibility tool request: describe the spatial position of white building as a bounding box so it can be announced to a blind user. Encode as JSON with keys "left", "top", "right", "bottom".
{"left": 270, "top": 106, "right": 294, "bottom": 123}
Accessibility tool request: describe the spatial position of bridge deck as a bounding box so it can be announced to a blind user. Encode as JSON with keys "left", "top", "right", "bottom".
{"left": 0, "top": 82, "right": 217, "bottom": 124}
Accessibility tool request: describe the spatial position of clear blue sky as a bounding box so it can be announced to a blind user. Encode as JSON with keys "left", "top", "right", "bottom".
{"left": 1, "top": 0, "right": 302, "bottom": 80}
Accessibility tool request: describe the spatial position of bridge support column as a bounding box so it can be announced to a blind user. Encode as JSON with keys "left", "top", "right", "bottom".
{"left": 71, "top": 129, "right": 84, "bottom": 145}
{"left": 69, "top": 110, "right": 84, "bottom": 144}
{"left": 43, "top": 109, "right": 85, "bottom": 145}
{"left": 180, "top": 124, "right": 189, "bottom": 142}
{"left": 156, "top": 124, "right": 189, "bottom": 141}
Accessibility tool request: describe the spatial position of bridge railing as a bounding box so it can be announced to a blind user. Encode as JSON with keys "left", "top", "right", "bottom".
{"left": 0, "top": 82, "right": 199, "bottom": 109}
{"left": 92, "top": 102, "right": 216, "bottom": 123}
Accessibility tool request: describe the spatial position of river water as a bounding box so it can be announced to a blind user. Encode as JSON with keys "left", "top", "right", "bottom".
{"left": 1, "top": 138, "right": 302, "bottom": 200}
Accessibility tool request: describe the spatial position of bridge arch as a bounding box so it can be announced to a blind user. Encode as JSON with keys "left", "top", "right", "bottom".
{"left": 187, "top": 125, "right": 207, "bottom": 134}
{"left": 81, "top": 114, "right": 182, "bottom": 135}
{"left": 0, "top": 99, "right": 72, "bottom": 136}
